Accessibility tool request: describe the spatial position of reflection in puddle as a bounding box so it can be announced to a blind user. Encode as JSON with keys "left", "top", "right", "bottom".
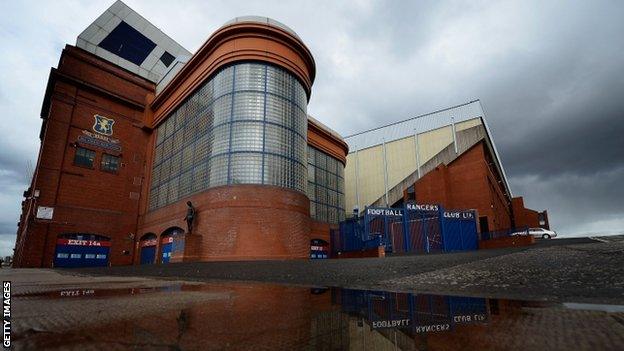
{"left": 12, "top": 283, "right": 624, "bottom": 350}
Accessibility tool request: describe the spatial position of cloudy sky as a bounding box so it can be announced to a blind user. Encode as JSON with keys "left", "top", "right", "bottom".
{"left": 1, "top": 0, "right": 623, "bottom": 256}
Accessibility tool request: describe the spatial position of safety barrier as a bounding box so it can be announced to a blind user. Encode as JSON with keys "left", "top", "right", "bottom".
{"left": 480, "top": 227, "right": 528, "bottom": 240}
{"left": 332, "top": 203, "right": 478, "bottom": 255}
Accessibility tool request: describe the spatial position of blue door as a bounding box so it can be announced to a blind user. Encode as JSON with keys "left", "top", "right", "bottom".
{"left": 160, "top": 241, "right": 173, "bottom": 263}
{"left": 54, "top": 237, "right": 110, "bottom": 268}
{"left": 140, "top": 246, "right": 156, "bottom": 264}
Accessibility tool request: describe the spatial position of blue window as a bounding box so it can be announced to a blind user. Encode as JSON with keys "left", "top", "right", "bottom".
{"left": 98, "top": 21, "right": 156, "bottom": 66}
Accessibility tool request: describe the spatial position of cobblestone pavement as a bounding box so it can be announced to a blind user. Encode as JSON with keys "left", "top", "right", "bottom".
{"left": 385, "top": 238, "right": 624, "bottom": 304}
{"left": 71, "top": 236, "right": 624, "bottom": 304}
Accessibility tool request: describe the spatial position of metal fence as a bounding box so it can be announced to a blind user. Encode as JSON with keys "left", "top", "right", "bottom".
{"left": 335, "top": 288, "right": 489, "bottom": 332}
{"left": 480, "top": 227, "right": 528, "bottom": 240}
{"left": 332, "top": 203, "right": 479, "bottom": 255}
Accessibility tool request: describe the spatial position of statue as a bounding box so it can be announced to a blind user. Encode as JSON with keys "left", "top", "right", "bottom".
{"left": 184, "top": 201, "right": 196, "bottom": 234}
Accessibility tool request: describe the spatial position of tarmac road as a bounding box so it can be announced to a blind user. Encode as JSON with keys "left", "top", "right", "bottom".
{"left": 67, "top": 236, "right": 624, "bottom": 304}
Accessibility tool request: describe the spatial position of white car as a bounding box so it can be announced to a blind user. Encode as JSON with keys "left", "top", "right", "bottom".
{"left": 528, "top": 227, "right": 557, "bottom": 239}
{"left": 511, "top": 227, "right": 557, "bottom": 239}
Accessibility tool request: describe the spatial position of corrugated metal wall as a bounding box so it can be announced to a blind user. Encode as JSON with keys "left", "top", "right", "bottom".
{"left": 344, "top": 100, "right": 488, "bottom": 212}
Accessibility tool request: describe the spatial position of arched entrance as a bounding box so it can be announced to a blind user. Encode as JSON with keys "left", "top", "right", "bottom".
{"left": 160, "top": 227, "right": 184, "bottom": 264}
{"left": 54, "top": 233, "right": 111, "bottom": 268}
{"left": 139, "top": 233, "right": 157, "bottom": 264}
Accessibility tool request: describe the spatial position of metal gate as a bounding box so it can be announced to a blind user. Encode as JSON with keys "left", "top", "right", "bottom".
{"left": 403, "top": 205, "right": 444, "bottom": 253}
{"left": 364, "top": 208, "right": 403, "bottom": 253}
{"left": 442, "top": 210, "right": 478, "bottom": 251}
{"left": 333, "top": 203, "right": 478, "bottom": 255}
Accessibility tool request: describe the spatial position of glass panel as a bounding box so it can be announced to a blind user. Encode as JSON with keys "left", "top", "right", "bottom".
{"left": 230, "top": 122, "right": 263, "bottom": 152}
{"left": 230, "top": 153, "right": 263, "bottom": 184}
{"left": 148, "top": 62, "right": 308, "bottom": 210}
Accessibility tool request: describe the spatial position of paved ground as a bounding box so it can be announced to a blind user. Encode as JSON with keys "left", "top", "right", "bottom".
{"left": 68, "top": 236, "right": 624, "bottom": 304}
{"left": 3, "top": 237, "right": 624, "bottom": 350}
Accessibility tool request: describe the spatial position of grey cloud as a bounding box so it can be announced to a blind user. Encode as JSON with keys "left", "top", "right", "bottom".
{"left": 0, "top": 0, "right": 622, "bottom": 261}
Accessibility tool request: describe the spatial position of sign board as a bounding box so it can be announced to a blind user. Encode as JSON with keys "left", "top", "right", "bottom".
{"left": 78, "top": 130, "right": 121, "bottom": 152}
{"left": 36, "top": 206, "right": 54, "bottom": 220}
{"left": 371, "top": 319, "right": 411, "bottom": 329}
{"left": 56, "top": 239, "right": 111, "bottom": 247}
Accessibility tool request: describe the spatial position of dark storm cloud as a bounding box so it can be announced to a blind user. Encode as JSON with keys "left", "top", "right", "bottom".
{"left": 0, "top": 0, "right": 622, "bottom": 259}
{"left": 305, "top": 0, "right": 624, "bottom": 234}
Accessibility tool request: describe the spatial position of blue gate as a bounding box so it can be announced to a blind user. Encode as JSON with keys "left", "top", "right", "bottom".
{"left": 364, "top": 208, "right": 403, "bottom": 253}
{"left": 402, "top": 204, "right": 444, "bottom": 253}
{"left": 53, "top": 234, "right": 110, "bottom": 268}
{"left": 442, "top": 210, "right": 478, "bottom": 251}
{"left": 333, "top": 203, "right": 479, "bottom": 255}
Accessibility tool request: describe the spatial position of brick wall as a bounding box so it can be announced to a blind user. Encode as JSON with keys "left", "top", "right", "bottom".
{"left": 138, "top": 184, "right": 311, "bottom": 262}
{"left": 512, "top": 197, "right": 549, "bottom": 229}
{"left": 407, "top": 142, "right": 513, "bottom": 232}
{"left": 13, "top": 46, "right": 154, "bottom": 267}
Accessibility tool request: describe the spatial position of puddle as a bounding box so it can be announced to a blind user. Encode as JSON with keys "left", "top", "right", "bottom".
{"left": 11, "top": 283, "right": 624, "bottom": 350}
{"left": 13, "top": 283, "right": 194, "bottom": 299}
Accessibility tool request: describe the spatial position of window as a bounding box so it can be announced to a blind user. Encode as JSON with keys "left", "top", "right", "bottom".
{"left": 160, "top": 51, "right": 175, "bottom": 67}
{"left": 101, "top": 154, "right": 120, "bottom": 173}
{"left": 74, "top": 147, "right": 95, "bottom": 168}
{"left": 148, "top": 63, "right": 308, "bottom": 210}
{"left": 98, "top": 21, "right": 156, "bottom": 66}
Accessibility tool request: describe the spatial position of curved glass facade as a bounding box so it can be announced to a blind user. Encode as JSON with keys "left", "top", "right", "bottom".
{"left": 149, "top": 62, "right": 308, "bottom": 210}
{"left": 307, "top": 146, "right": 345, "bottom": 224}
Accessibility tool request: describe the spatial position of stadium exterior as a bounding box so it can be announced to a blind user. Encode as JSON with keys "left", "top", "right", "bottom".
{"left": 344, "top": 101, "right": 549, "bottom": 234}
{"left": 14, "top": 2, "right": 347, "bottom": 267}
{"left": 14, "top": 1, "right": 547, "bottom": 268}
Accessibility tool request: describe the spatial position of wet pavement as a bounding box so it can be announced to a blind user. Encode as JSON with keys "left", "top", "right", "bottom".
{"left": 4, "top": 269, "right": 624, "bottom": 350}
{"left": 72, "top": 237, "right": 624, "bottom": 304}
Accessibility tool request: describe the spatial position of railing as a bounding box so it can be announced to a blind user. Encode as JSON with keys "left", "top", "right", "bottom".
{"left": 480, "top": 227, "right": 528, "bottom": 240}
{"left": 330, "top": 219, "right": 383, "bottom": 255}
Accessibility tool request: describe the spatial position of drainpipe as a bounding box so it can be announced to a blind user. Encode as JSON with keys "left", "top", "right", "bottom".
{"left": 355, "top": 145, "right": 361, "bottom": 214}
{"left": 382, "top": 139, "right": 389, "bottom": 207}
{"left": 413, "top": 129, "right": 421, "bottom": 179}
{"left": 451, "top": 116, "right": 458, "bottom": 154}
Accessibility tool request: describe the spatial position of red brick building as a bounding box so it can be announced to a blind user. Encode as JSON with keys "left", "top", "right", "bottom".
{"left": 14, "top": 3, "right": 347, "bottom": 267}
{"left": 14, "top": 2, "right": 548, "bottom": 268}
{"left": 402, "top": 141, "right": 549, "bottom": 233}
